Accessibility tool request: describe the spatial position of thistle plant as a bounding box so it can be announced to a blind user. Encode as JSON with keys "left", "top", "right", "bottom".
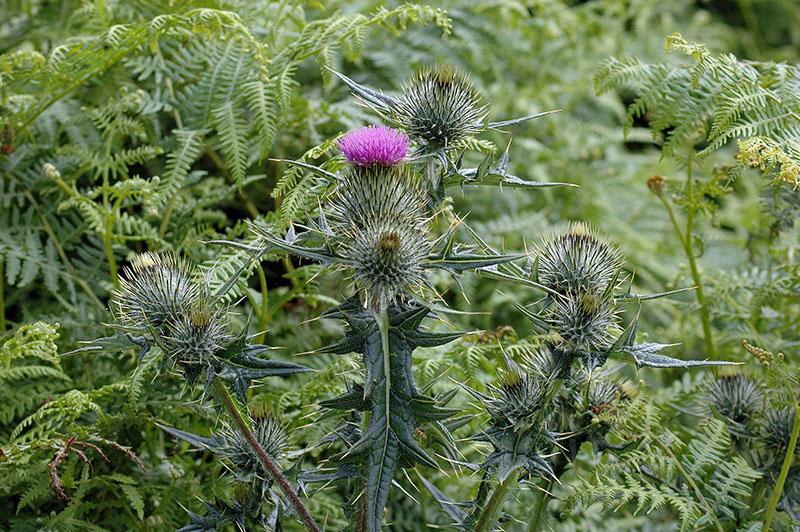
{"left": 430, "top": 221, "right": 736, "bottom": 532}
{"left": 83, "top": 252, "right": 319, "bottom": 531}
{"left": 207, "top": 62, "right": 580, "bottom": 530}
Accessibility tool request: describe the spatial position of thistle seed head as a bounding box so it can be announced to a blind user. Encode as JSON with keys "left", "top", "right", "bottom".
{"left": 330, "top": 165, "right": 430, "bottom": 311}
{"left": 706, "top": 375, "right": 762, "bottom": 424}
{"left": 112, "top": 252, "right": 197, "bottom": 333}
{"left": 762, "top": 407, "right": 796, "bottom": 452}
{"left": 549, "top": 292, "right": 620, "bottom": 353}
{"left": 394, "top": 65, "right": 487, "bottom": 148}
{"left": 222, "top": 415, "right": 287, "bottom": 476}
{"left": 537, "top": 222, "right": 624, "bottom": 297}
{"left": 161, "top": 298, "right": 230, "bottom": 369}
{"left": 338, "top": 125, "right": 409, "bottom": 166}
{"left": 485, "top": 371, "right": 546, "bottom": 429}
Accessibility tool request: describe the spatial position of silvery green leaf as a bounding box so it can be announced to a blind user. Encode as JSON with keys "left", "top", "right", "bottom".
{"left": 623, "top": 343, "right": 738, "bottom": 368}
{"left": 616, "top": 286, "right": 697, "bottom": 302}
{"left": 423, "top": 252, "right": 524, "bottom": 272}
{"left": 268, "top": 158, "right": 338, "bottom": 180}
{"left": 487, "top": 109, "right": 561, "bottom": 130}
{"left": 330, "top": 69, "right": 398, "bottom": 112}
{"left": 158, "top": 424, "right": 219, "bottom": 452}
{"left": 419, "top": 475, "right": 469, "bottom": 524}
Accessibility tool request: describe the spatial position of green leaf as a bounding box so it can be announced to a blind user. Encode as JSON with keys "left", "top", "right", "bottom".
{"left": 622, "top": 343, "right": 738, "bottom": 368}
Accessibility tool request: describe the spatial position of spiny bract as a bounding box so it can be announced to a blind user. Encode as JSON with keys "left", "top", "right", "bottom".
{"left": 706, "top": 375, "right": 763, "bottom": 424}
{"left": 536, "top": 222, "right": 624, "bottom": 297}
{"left": 222, "top": 415, "right": 288, "bottom": 476}
{"left": 484, "top": 370, "right": 546, "bottom": 430}
{"left": 762, "top": 407, "right": 796, "bottom": 452}
{"left": 329, "top": 164, "right": 430, "bottom": 311}
{"left": 112, "top": 252, "right": 197, "bottom": 333}
{"left": 393, "top": 65, "right": 487, "bottom": 148}
{"left": 161, "top": 298, "right": 231, "bottom": 370}
{"left": 548, "top": 292, "right": 620, "bottom": 354}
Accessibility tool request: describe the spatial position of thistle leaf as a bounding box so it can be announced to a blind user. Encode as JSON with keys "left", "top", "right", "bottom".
{"left": 622, "top": 343, "right": 738, "bottom": 368}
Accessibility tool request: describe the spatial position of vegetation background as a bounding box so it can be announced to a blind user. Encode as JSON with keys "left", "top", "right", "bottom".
{"left": 0, "top": 0, "right": 797, "bottom": 530}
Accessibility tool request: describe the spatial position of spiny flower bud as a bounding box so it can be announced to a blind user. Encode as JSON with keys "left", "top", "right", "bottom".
{"left": 548, "top": 292, "right": 620, "bottom": 353}
{"left": 338, "top": 126, "right": 409, "bottom": 167}
{"left": 112, "top": 252, "right": 197, "bottom": 333}
{"left": 536, "top": 222, "right": 624, "bottom": 297}
{"left": 485, "top": 370, "right": 546, "bottom": 430}
{"left": 762, "top": 407, "right": 796, "bottom": 452}
{"left": 221, "top": 415, "right": 287, "bottom": 477}
{"left": 706, "top": 375, "right": 762, "bottom": 424}
{"left": 583, "top": 379, "right": 628, "bottom": 416}
{"left": 330, "top": 165, "right": 430, "bottom": 311}
{"left": 394, "top": 65, "right": 487, "bottom": 148}
{"left": 161, "top": 298, "right": 230, "bottom": 371}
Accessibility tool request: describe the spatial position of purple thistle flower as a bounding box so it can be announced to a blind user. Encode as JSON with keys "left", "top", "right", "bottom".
{"left": 338, "top": 126, "right": 409, "bottom": 167}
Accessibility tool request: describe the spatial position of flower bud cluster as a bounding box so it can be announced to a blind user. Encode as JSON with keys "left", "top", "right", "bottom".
{"left": 111, "top": 252, "right": 230, "bottom": 378}
{"left": 535, "top": 223, "right": 624, "bottom": 367}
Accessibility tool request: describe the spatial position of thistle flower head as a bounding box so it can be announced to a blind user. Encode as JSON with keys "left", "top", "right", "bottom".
{"left": 338, "top": 126, "right": 409, "bottom": 166}
{"left": 485, "top": 370, "right": 546, "bottom": 430}
{"left": 221, "top": 415, "right": 287, "bottom": 477}
{"left": 537, "top": 222, "right": 624, "bottom": 297}
{"left": 161, "top": 298, "right": 230, "bottom": 371}
{"left": 762, "top": 407, "right": 796, "bottom": 452}
{"left": 706, "top": 375, "right": 762, "bottom": 424}
{"left": 549, "top": 292, "right": 620, "bottom": 354}
{"left": 329, "top": 165, "right": 430, "bottom": 311}
{"left": 585, "top": 380, "right": 627, "bottom": 413}
{"left": 394, "top": 65, "right": 487, "bottom": 148}
{"left": 112, "top": 252, "right": 197, "bottom": 332}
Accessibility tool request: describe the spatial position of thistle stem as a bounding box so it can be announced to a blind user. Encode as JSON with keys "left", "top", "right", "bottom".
{"left": 212, "top": 378, "right": 320, "bottom": 532}
{"left": 527, "top": 478, "right": 553, "bottom": 532}
{"left": 474, "top": 470, "right": 519, "bottom": 532}
{"left": 762, "top": 404, "right": 800, "bottom": 532}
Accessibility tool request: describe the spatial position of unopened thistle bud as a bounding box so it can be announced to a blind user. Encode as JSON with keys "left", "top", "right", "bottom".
{"left": 394, "top": 66, "right": 487, "bottom": 148}
{"left": 485, "top": 370, "right": 545, "bottom": 430}
{"left": 221, "top": 415, "right": 287, "bottom": 477}
{"left": 583, "top": 379, "right": 628, "bottom": 416}
{"left": 338, "top": 126, "right": 409, "bottom": 167}
{"left": 161, "top": 298, "right": 230, "bottom": 371}
{"left": 112, "top": 252, "right": 197, "bottom": 333}
{"left": 536, "top": 222, "right": 624, "bottom": 297}
{"left": 762, "top": 407, "right": 796, "bottom": 453}
{"left": 548, "top": 292, "right": 620, "bottom": 354}
{"left": 706, "top": 375, "right": 762, "bottom": 424}
{"left": 330, "top": 165, "right": 430, "bottom": 311}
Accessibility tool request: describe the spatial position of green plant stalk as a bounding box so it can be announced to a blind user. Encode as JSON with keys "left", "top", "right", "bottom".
{"left": 762, "top": 403, "right": 800, "bottom": 532}
{"left": 256, "top": 263, "right": 269, "bottom": 344}
{"left": 102, "top": 223, "right": 119, "bottom": 289}
{"left": 655, "top": 184, "right": 716, "bottom": 358}
{"left": 682, "top": 155, "right": 715, "bottom": 358}
{"left": 474, "top": 470, "right": 520, "bottom": 532}
{"left": 528, "top": 478, "right": 553, "bottom": 532}
{"left": 0, "top": 260, "right": 5, "bottom": 332}
{"left": 212, "top": 378, "right": 321, "bottom": 532}
{"left": 23, "top": 190, "right": 105, "bottom": 311}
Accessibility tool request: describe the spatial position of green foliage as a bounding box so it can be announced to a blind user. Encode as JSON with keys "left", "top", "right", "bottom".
{"left": 596, "top": 32, "right": 800, "bottom": 188}
{"left": 2, "top": 0, "right": 800, "bottom": 530}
